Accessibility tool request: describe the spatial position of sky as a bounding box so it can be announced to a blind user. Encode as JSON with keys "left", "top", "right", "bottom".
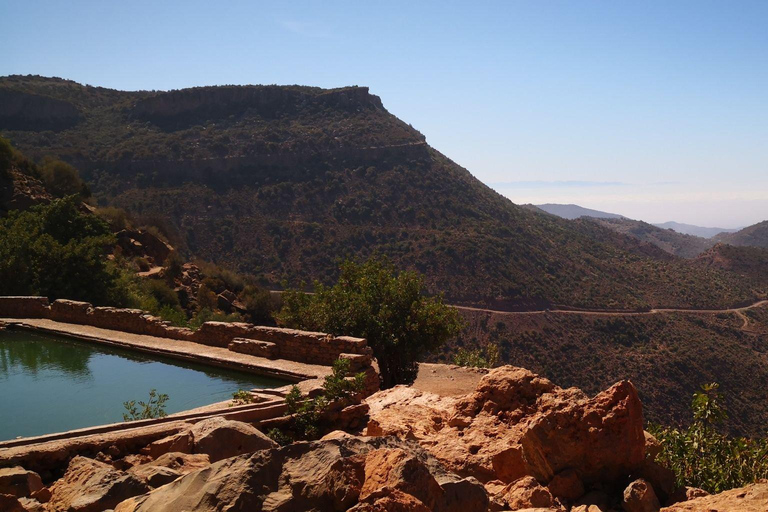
{"left": 2, "top": 1, "right": 767, "bottom": 228}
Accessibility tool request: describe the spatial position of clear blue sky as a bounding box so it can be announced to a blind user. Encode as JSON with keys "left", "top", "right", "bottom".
{"left": 2, "top": 1, "right": 767, "bottom": 227}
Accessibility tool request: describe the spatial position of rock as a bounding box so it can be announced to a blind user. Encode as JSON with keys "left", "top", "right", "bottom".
{"left": 661, "top": 482, "right": 768, "bottom": 511}
{"left": 501, "top": 476, "right": 556, "bottom": 510}
{"left": 644, "top": 431, "right": 662, "bottom": 462}
{"left": 128, "top": 465, "right": 181, "bottom": 488}
{"left": 140, "top": 452, "right": 210, "bottom": 474}
{"left": 0, "top": 494, "right": 26, "bottom": 512}
{"left": 128, "top": 451, "right": 210, "bottom": 488}
{"left": 635, "top": 459, "right": 676, "bottom": 503}
{"left": 30, "top": 487, "right": 51, "bottom": 503}
{"left": 666, "top": 486, "right": 709, "bottom": 505}
{"left": 187, "top": 417, "right": 278, "bottom": 462}
{"left": 623, "top": 478, "right": 661, "bottom": 512}
{"left": 547, "top": 468, "right": 584, "bottom": 502}
{"left": 574, "top": 490, "right": 611, "bottom": 511}
{"left": 144, "top": 418, "right": 276, "bottom": 462}
{"left": 47, "top": 456, "right": 150, "bottom": 512}
{"left": 114, "top": 436, "right": 488, "bottom": 512}
{"left": 17, "top": 497, "right": 46, "bottom": 512}
{"left": 145, "top": 429, "right": 193, "bottom": 459}
{"left": 366, "top": 366, "right": 646, "bottom": 488}
{"left": 0, "top": 467, "right": 44, "bottom": 498}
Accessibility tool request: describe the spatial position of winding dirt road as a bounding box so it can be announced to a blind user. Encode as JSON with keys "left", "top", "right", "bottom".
{"left": 452, "top": 300, "right": 768, "bottom": 332}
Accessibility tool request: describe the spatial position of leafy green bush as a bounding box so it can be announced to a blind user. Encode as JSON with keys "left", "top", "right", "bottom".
{"left": 650, "top": 383, "right": 768, "bottom": 493}
{"left": 122, "top": 389, "right": 169, "bottom": 421}
{"left": 0, "top": 196, "right": 123, "bottom": 304}
{"left": 39, "top": 158, "right": 90, "bottom": 198}
{"left": 188, "top": 307, "right": 242, "bottom": 330}
{"left": 276, "top": 258, "right": 464, "bottom": 388}
{"left": 231, "top": 389, "right": 256, "bottom": 406}
{"left": 454, "top": 343, "right": 500, "bottom": 368}
{"left": 268, "top": 358, "right": 365, "bottom": 443}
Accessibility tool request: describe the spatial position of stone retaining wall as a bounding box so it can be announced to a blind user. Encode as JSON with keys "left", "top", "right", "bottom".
{"left": 0, "top": 297, "right": 374, "bottom": 367}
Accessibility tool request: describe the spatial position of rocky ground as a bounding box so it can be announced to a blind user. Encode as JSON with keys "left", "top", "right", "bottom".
{"left": 1, "top": 364, "right": 766, "bottom": 511}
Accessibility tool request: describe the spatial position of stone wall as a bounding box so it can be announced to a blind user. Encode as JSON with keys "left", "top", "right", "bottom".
{"left": 0, "top": 297, "right": 373, "bottom": 367}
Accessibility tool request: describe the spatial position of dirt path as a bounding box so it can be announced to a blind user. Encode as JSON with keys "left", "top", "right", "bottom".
{"left": 454, "top": 299, "right": 768, "bottom": 318}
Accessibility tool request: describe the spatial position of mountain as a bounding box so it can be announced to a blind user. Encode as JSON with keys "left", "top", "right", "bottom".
{"left": 0, "top": 75, "right": 758, "bottom": 311}
{"left": 714, "top": 220, "right": 768, "bottom": 249}
{"left": 588, "top": 217, "right": 715, "bottom": 258}
{"left": 533, "top": 203, "right": 625, "bottom": 220}
{"left": 653, "top": 221, "right": 737, "bottom": 239}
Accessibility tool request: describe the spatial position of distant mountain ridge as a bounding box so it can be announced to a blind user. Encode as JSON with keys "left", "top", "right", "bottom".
{"left": 534, "top": 203, "right": 625, "bottom": 220}
{"left": 653, "top": 221, "right": 737, "bottom": 239}
{"left": 715, "top": 220, "right": 768, "bottom": 249}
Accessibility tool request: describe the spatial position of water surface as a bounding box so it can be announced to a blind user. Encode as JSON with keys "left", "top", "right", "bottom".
{"left": 0, "top": 329, "right": 286, "bottom": 441}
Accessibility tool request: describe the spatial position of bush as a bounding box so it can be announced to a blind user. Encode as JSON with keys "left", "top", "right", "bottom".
{"left": 276, "top": 258, "right": 464, "bottom": 388}
{"left": 454, "top": 343, "right": 499, "bottom": 368}
{"left": 122, "top": 389, "right": 169, "bottom": 421}
{"left": 269, "top": 357, "right": 365, "bottom": 443}
{"left": 0, "top": 196, "right": 122, "bottom": 304}
{"left": 0, "top": 136, "right": 13, "bottom": 178}
{"left": 239, "top": 284, "right": 277, "bottom": 324}
{"left": 39, "top": 158, "right": 90, "bottom": 198}
{"left": 650, "top": 383, "right": 768, "bottom": 493}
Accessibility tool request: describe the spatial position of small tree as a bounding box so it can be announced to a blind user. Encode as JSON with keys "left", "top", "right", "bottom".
{"left": 650, "top": 383, "right": 768, "bottom": 493}
{"left": 122, "top": 389, "right": 169, "bottom": 421}
{"left": 276, "top": 258, "right": 464, "bottom": 388}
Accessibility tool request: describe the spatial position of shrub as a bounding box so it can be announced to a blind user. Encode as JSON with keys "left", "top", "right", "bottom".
{"left": 650, "top": 383, "right": 768, "bottom": 493}
{"left": 454, "top": 343, "right": 500, "bottom": 368}
{"left": 122, "top": 389, "right": 169, "bottom": 421}
{"left": 231, "top": 389, "right": 255, "bottom": 406}
{"left": 95, "top": 206, "right": 132, "bottom": 231}
{"left": 276, "top": 258, "right": 464, "bottom": 388}
{"left": 39, "top": 158, "right": 90, "bottom": 198}
{"left": 239, "top": 284, "right": 277, "bottom": 324}
{"left": 270, "top": 357, "right": 365, "bottom": 443}
{"left": 0, "top": 196, "right": 122, "bottom": 304}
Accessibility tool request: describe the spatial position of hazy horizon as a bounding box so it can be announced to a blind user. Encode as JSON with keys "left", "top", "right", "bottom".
{"left": 2, "top": 0, "right": 766, "bottom": 227}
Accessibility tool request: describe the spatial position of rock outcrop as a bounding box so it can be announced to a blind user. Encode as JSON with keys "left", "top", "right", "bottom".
{"left": 366, "top": 366, "right": 645, "bottom": 501}
{"left": 661, "top": 482, "right": 768, "bottom": 511}
{"left": 115, "top": 436, "right": 488, "bottom": 512}
{"left": 0, "top": 466, "right": 44, "bottom": 498}
{"left": 47, "top": 456, "right": 149, "bottom": 512}
{"left": 146, "top": 417, "right": 278, "bottom": 462}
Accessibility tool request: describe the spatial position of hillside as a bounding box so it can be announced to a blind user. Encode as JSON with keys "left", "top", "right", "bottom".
{"left": 0, "top": 75, "right": 759, "bottom": 310}
{"left": 654, "top": 221, "right": 737, "bottom": 239}
{"left": 715, "top": 220, "right": 768, "bottom": 249}
{"left": 588, "top": 217, "right": 715, "bottom": 258}
{"left": 534, "top": 203, "right": 625, "bottom": 220}
{"left": 435, "top": 304, "right": 768, "bottom": 437}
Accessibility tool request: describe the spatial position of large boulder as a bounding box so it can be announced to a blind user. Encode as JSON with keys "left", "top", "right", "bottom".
{"left": 146, "top": 418, "right": 277, "bottom": 462}
{"left": 115, "top": 436, "right": 488, "bottom": 512}
{"left": 365, "top": 366, "right": 646, "bottom": 497}
{"left": 128, "top": 452, "right": 211, "bottom": 488}
{"left": 661, "top": 482, "right": 768, "bottom": 511}
{"left": 0, "top": 467, "right": 44, "bottom": 498}
{"left": 47, "top": 456, "right": 150, "bottom": 512}
{"left": 623, "top": 478, "right": 661, "bottom": 512}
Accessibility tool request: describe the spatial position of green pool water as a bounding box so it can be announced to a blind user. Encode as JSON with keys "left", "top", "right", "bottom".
{"left": 0, "top": 329, "right": 287, "bottom": 441}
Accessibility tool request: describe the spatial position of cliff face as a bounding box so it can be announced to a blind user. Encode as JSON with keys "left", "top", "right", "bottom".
{"left": 129, "top": 85, "right": 386, "bottom": 129}
{"left": 0, "top": 89, "right": 81, "bottom": 131}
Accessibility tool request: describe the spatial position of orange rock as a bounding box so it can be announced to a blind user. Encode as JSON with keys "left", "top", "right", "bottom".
{"left": 365, "top": 366, "right": 646, "bottom": 489}
{"left": 661, "top": 482, "right": 768, "bottom": 511}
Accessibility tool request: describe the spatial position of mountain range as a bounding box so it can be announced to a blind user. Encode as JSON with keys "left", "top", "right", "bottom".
{"left": 0, "top": 75, "right": 760, "bottom": 312}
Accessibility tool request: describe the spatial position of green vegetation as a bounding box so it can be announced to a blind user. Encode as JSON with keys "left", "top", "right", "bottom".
{"left": 122, "top": 389, "right": 169, "bottom": 421}
{"left": 0, "top": 196, "right": 124, "bottom": 304}
{"left": 269, "top": 358, "right": 365, "bottom": 444}
{"left": 39, "top": 158, "right": 90, "bottom": 198}
{"left": 453, "top": 343, "right": 499, "bottom": 368}
{"left": 230, "top": 389, "right": 256, "bottom": 406}
{"left": 650, "top": 383, "right": 768, "bottom": 493}
{"left": 277, "top": 258, "right": 464, "bottom": 388}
